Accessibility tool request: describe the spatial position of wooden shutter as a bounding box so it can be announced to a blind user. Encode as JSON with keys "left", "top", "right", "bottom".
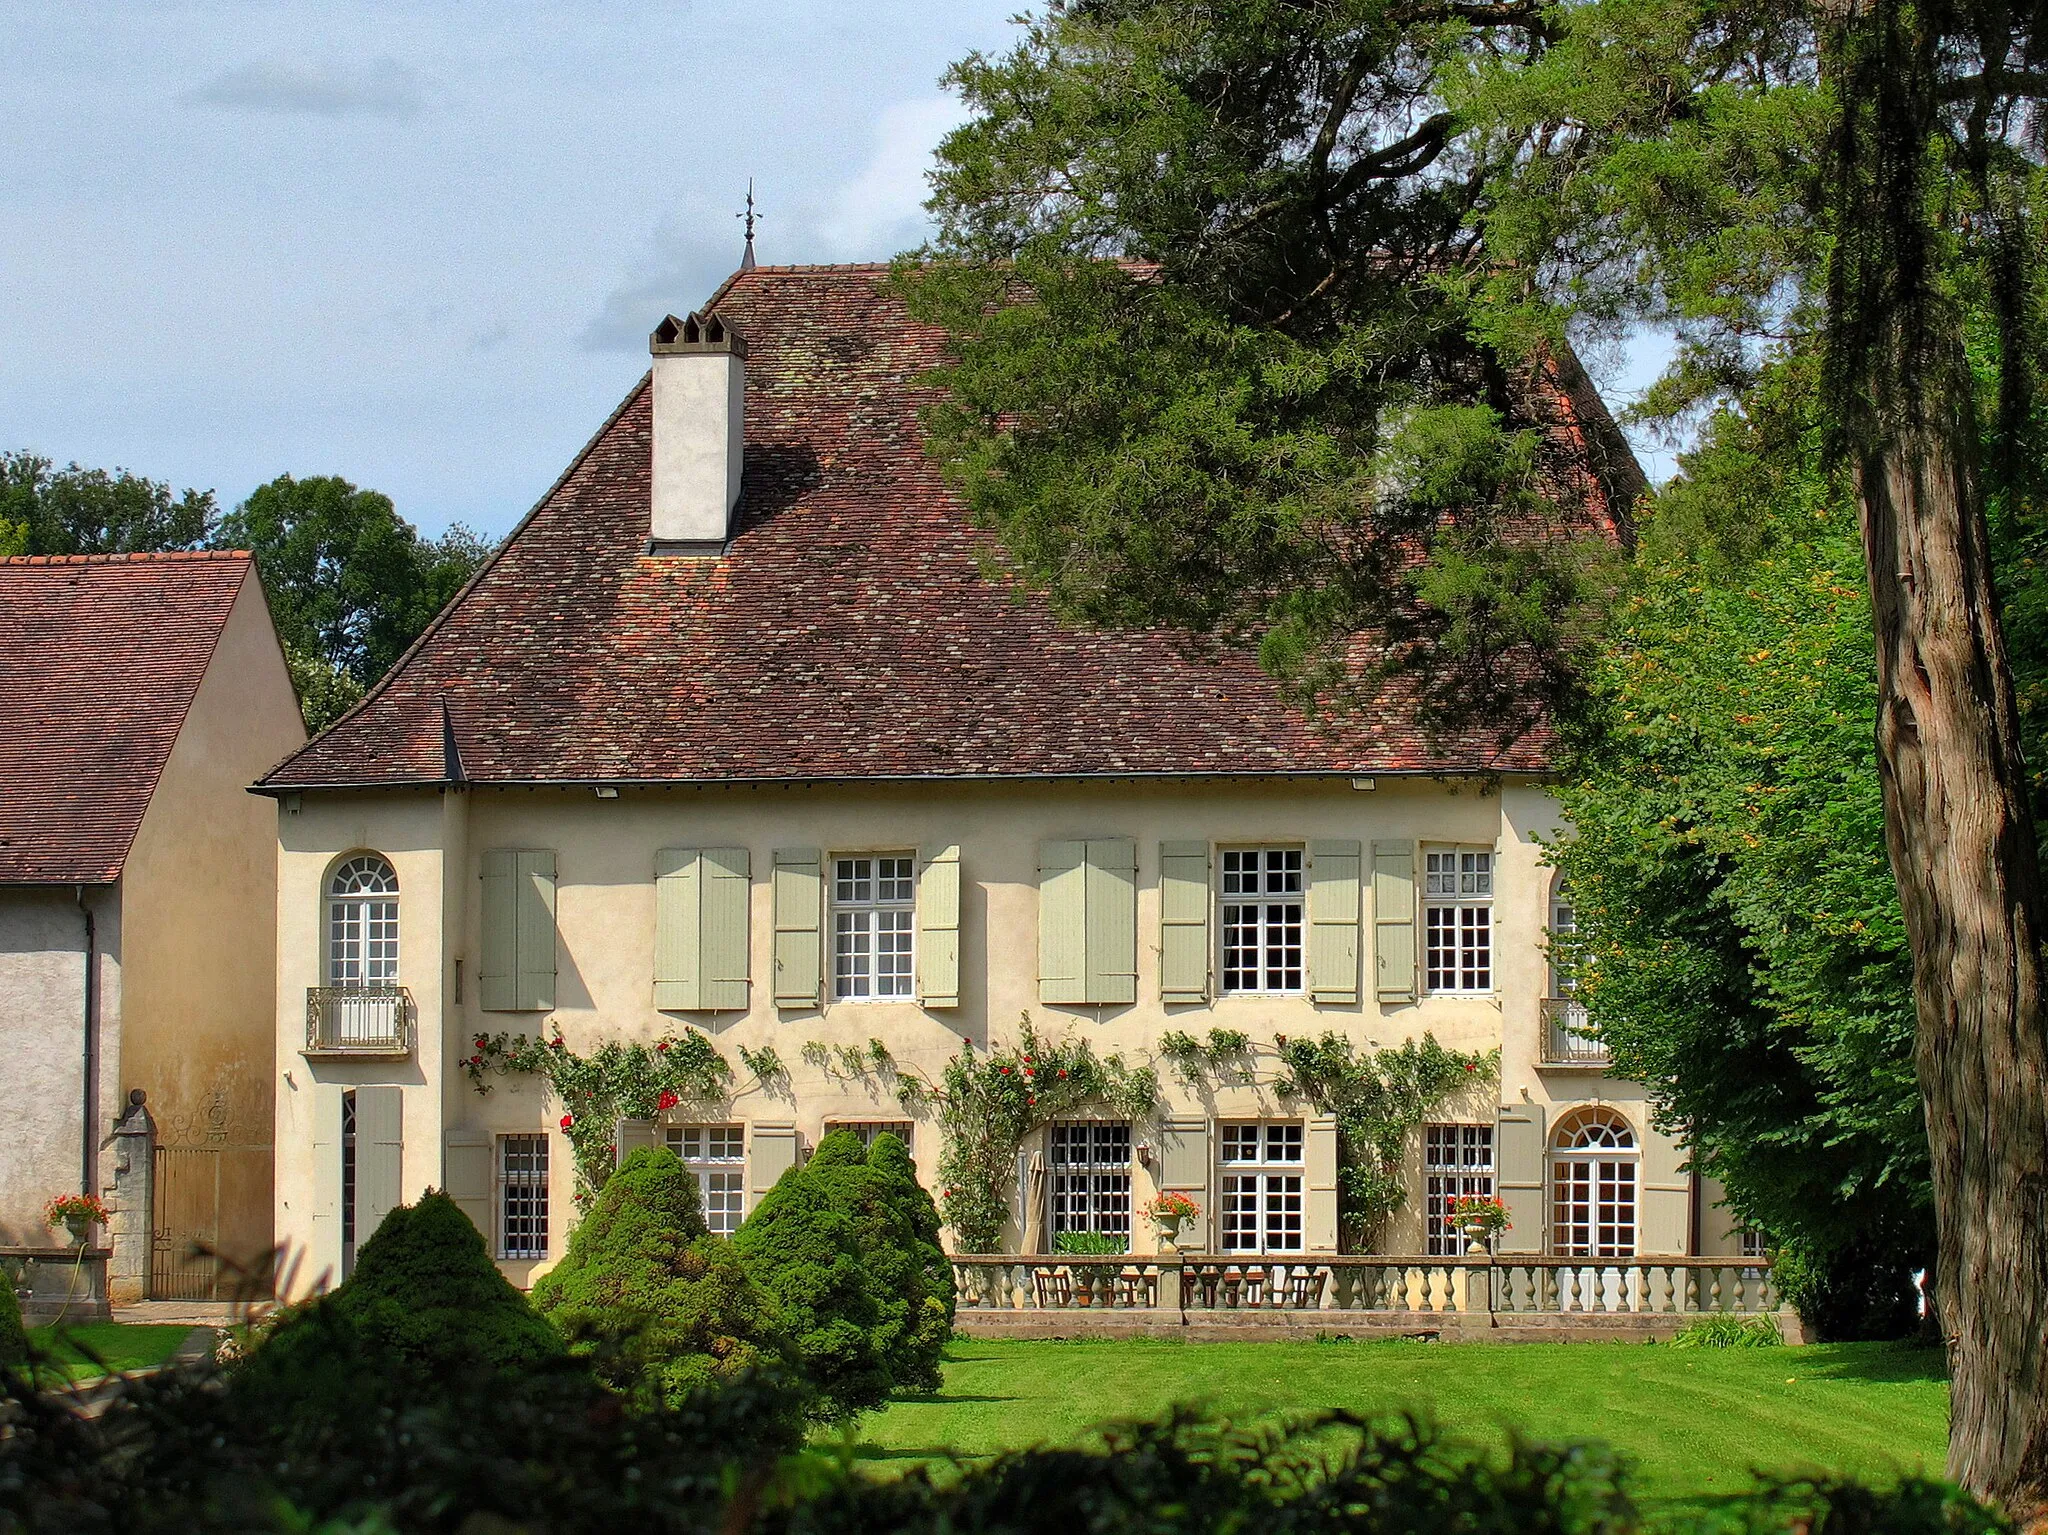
{"left": 1639, "top": 1121, "right": 1691, "bottom": 1255}
{"left": 515, "top": 849, "right": 558, "bottom": 1011}
{"left": 615, "top": 1118, "right": 660, "bottom": 1168}
{"left": 1309, "top": 840, "right": 1361, "bottom": 1003}
{"left": 750, "top": 1123, "right": 799, "bottom": 1199}
{"left": 444, "top": 1127, "right": 492, "bottom": 1238}
{"left": 1084, "top": 838, "right": 1138, "bottom": 1004}
{"left": 653, "top": 848, "right": 702, "bottom": 1009}
{"left": 1158, "top": 842, "right": 1211, "bottom": 1003}
{"left": 1495, "top": 1102, "right": 1546, "bottom": 1254}
{"left": 1158, "top": 1117, "right": 1210, "bottom": 1191}
{"left": 772, "top": 849, "right": 822, "bottom": 1008}
{"left": 1372, "top": 841, "right": 1417, "bottom": 1003}
{"left": 1037, "top": 841, "right": 1088, "bottom": 1004}
{"left": 309, "top": 1083, "right": 344, "bottom": 1284}
{"left": 478, "top": 849, "right": 518, "bottom": 1011}
{"left": 1306, "top": 1116, "right": 1340, "bottom": 1253}
{"left": 917, "top": 844, "right": 961, "bottom": 1009}
{"left": 700, "top": 847, "right": 751, "bottom": 1010}
{"left": 354, "top": 1085, "right": 404, "bottom": 1247}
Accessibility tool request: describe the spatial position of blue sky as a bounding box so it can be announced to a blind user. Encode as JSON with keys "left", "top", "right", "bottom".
{"left": 1, "top": 2, "right": 1674, "bottom": 541}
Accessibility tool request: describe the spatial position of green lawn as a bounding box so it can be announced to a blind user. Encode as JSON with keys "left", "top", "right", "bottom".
{"left": 859, "top": 1339, "right": 1949, "bottom": 1506}
{"left": 27, "top": 1322, "right": 197, "bottom": 1380}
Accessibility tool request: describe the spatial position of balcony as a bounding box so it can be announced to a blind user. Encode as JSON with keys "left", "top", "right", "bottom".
{"left": 1540, "top": 996, "right": 1610, "bottom": 1068}
{"left": 305, "top": 985, "right": 414, "bottom": 1058}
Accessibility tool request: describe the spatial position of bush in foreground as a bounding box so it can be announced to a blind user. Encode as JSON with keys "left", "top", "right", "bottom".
{"left": 0, "top": 1275, "right": 24, "bottom": 1368}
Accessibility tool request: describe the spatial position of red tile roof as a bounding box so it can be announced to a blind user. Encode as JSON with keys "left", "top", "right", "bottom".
{"left": 0, "top": 552, "right": 254, "bottom": 883}
{"left": 261, "top": 265, "right": 1636, "bottom": 792}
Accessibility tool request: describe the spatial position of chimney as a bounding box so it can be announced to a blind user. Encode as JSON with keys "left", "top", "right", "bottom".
{"left": 648, "top": 310, "right": 746, "bottom": 555}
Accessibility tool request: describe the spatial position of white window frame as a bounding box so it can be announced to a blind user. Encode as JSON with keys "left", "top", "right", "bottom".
{"left": 1424, "top": 1124, "right": 1495, "bottom": 1256}
{"left": 831, "top": 852, "right": 916, "bottom": 1001}
{"left": 1424, "top": 846, "right": 1494, "bottom": 994}
{"left": 1218, "top": 1122, "right": 1305, "bottom": 1254}
{"left": 1551, "top": 1110, "right": 1638, "bottom": 1258}
{"left": 328, "top": 854, "right": 399, "bottom": 987}
{"left": 1219, "top": 846, "right": 1305, "bottom": 995}
{"left": 667, "top": 1124, "right": 747, "bottom": 1235}
{"left": 1048, "top": 1121, "right": 1132, "bottom": 1242}
{"left": 498, "top": 1132, "right": 550, "bottom": 1260}
{"left": 825, "top": 1120, "right": 915, "bottom": 1154}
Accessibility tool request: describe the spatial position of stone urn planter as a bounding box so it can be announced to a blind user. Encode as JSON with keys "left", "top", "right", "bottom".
{"left": 42, "top": 1194, "right": 109, "bottom": 1250}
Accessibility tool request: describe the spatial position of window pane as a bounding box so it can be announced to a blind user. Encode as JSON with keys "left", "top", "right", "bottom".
{"left": 876, "top": 909, "right": 913, "bottom": 997}
{"left": 501, "top": 1134, "right": 550, "bottom": 1259}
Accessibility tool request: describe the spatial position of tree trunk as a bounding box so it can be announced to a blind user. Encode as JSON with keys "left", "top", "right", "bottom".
{"left": 1855, "top": 317, "right": 2048, "bottom": 1526}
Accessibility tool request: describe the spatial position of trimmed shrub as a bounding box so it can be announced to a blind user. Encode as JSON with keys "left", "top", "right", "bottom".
{"left": 0, "top": 1273, "right": 25, "bottom": 1367}
{"left": 532, "top": 1146, "right": 792, "bottom": 1411}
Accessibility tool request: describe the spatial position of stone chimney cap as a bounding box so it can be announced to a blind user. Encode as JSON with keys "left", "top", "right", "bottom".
{"left": 651, "top": 310, "right": 747, "bottom": 357}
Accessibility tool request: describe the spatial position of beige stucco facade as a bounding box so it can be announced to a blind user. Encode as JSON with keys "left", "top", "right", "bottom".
{"left": 273, "top": 771, "right": 1747, "bottom": 1292}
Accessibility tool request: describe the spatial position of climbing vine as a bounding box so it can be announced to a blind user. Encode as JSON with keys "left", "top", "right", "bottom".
{"left": 1158, "top": 1027, "right": 1254, "bottom": 1087}
{"left": 464, "top": 1028, "right": 734, "bottom": 1204}
{"left": 893, "top": 1016, "right": 1158, "bottom": 1253}
{"left": 1273, "top": 1033, "right": 1497, "bottom": 1248}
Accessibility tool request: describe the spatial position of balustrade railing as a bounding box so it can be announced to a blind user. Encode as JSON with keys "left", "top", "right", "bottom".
{"left": 950, "top": 1255, "right": 1779, "bottom": 1320}
{"left": 1540, "top": 997, "right": 1610, "bottom": 1066}
{"left": 304, "top": 985, "right": 414, "bottom": 1056}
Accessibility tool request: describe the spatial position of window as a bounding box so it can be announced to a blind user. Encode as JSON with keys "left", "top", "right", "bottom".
{"left": 832, "top": 854, "right": 915, "bottom": 1000}
{"left": 1424, "top": 848, "right": 1493, "bottom": 993}
{"left": 1048, "top": 1121, "right": 1131, "bottom": 1241}
{"left": 1220, "top": 847, "right": 1303, "bottom": 993}
{"left": 1739, "top": 1227, "right": 1770, "bottom": 1261}
{"left": 1551, "top": 1109, "right": 1637, "bottom": 1258}
{"left": 1424, "top": 1124, "right": 1496, "bottom": 1256}
{"left": 1548, "top": 879, "right": 1576, "bottom": 998}
{"left": 668, "top": 1124, "right": 747, "bottom": 1235}
{"left": 500, "top": 1133, "right": 550, "bottom": 1259}
{"left": 328, "top": 854, "right": 399, "bottom": 987}
{"left": 340, "top": 1089, "right": 358, "bottom": 1277}
{"left": 1219, "top": 1122, "right": 1304, "bottom": 1253}
{"left": 826, "top": 1120, "right": 915, "bottom": 1154}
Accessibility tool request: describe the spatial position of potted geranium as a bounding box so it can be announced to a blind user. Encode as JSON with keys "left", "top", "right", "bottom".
{"left": 1447, "top": 1193, "right": 1510, "bottom": 1254}
{"left": 1143, "top": 1190, "right": 1201, "bottom": 1252}
{"left": 44, "top": 1193, "right": 109, "bottom": 1249}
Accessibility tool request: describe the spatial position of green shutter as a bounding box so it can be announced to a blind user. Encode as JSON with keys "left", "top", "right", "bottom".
{"left": 1038, "top": 840, "right": 1088, "bottom": 1004}
{"left": 1158, "top": 841, "right": 1211, "bottom": 1003}
{"left": 654, "top": 848, "right": 703, "bottom": 1010}
{"left": 701, "top": 847, "right": 751, "bottom": 1010}
{"left": 1309, "top": 840, "right": 1361, "bottom": 1003}
{"left": 750, "top": 1123, "right": 800, "bottom": 1197}
{"left": 1372, "top": 840, "right": 1417, "bottom": 1003}
{"left": 354, "top": 1084, "right": 404, "bottom": 1247}
{"left": 443, "top": 1128, "right": 492, "bottom": 1239}
{"left": 615, "top": 1118, "right": 660, "bottom": 1169}
{"left": 309, "top": 1083, "right": 344, "bottom": 1279}
{"left": 515, "top": 850, "right": 557, "bottom": 1011}
{"left": 1084, "top": 837, "right": 1138, "bottom": 1004}
{"left": 1158, "top": 1116, "right": 1209, "bottom": 1190}
{"left": 1495, "top": 1103, "right": 1546, "bottom": 1254}
{"left": 1639, "top": 1121, "right": 1691, "bottom": 1255}
{"left": 772, "top": 848, "right": 822, "bottom": 1008}
{"left": 479, "top": 849, "right": 518, "bottom": 1011}
{"left": 1306, "top": 1115, "right": 1339, "bottom": 1252}
{"left": 918, "top": 844, "right": 961, "bottom": 1009}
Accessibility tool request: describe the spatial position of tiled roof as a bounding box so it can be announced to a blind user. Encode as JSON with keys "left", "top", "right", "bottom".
{"left": 0, "top": 552, "right": 254, "bottom": 883}
{"left": 261, "top": 265, "right": 1637, "bottom": 792}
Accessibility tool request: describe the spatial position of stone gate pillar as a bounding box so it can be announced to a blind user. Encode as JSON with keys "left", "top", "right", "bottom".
{"left": 108, "top": 1089, "right": 155, "bottom": 1304}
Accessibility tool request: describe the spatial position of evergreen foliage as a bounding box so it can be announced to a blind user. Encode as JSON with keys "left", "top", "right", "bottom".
{"left": 531, "top": 1147, "right": 792, "bottom": 1412}
{"left": 0, "top": 1275, "right": 24, "bottom": 1368}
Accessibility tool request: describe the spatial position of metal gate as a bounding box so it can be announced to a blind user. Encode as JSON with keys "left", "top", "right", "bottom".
{"left": 152, "top": 1144, "right": 224, "bottom": 1301}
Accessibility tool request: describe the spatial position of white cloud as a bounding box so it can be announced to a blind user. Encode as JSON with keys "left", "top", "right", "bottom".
{"left": 184, "top": 57, "right": 428, "bottom": 118}
{"left": 812, "top": 95, "right": 966, "bottom": 257}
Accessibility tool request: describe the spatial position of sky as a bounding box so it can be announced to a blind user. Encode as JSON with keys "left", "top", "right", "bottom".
{"left": 0, "top": 2, "right": 1677, "bottom": 542}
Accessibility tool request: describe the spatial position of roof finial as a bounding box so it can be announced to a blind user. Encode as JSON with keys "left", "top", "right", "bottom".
{"left": 737, "top": 180, "right": 760, "bottom": 271}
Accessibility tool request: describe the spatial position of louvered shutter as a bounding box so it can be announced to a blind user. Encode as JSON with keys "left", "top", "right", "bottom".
{"left": 1084, "top": 838, "right": 1138, "bottom": 1004}
{"left": 750, "top": 1123, "right": 800, "bottom": 1199}
{"left": 1037, "top": 841, "right": 1088, "bottom": 1004}
{"left": 478, "top": 850, "right": 518, "bottom": 1011}
{"left": 354, "top": 1085, "right": 404, "bottom": 1247}
{"left": 918, "top": 844, "right": 961, "bottom": 1009}
{"left": 309, "top": 1083, "right": 344, "bottom": 1281}
{"left": 1372, "top": 841, "right": 1417, "bottom": 1002}
{"left": 616, "top": 1118, "right": 660, "bottom": 1169}
{"left": 1309, "top": 840, "right": 1361, "bottom": 1003}
{"left": 444, "top": 1128, "right": 492, "bottom": 1239}
{"left": 1158, "top": 1116, "right": 1211, "bottom": 1250}
{"left": 1158, "top": 842, "right": 1211, "bottom": 1003}
{"left": 654, "top": 848, "right": 702, "bottom": 1009}
{"left": 1306, "top": 1115, "right": 1340, "bottom": 1252}
{"left": 700, "top": 847, "right": 751, "bottom": 1010}
{"left": 772, "top": 849, "right": 822, "bottom": 1008}
{"left": 1639, "top": 1123, "right": 1691, "bottom": 1255}
{"left": 1495, "top": 1102, "right": 1546, "bottom": 1254}
{"left": 515, "top": 850, "right": 557, "bottom": 1011}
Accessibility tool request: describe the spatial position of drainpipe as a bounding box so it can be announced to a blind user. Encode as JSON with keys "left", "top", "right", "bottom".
{"left": 75, "top": 886, "right": 97, "bottom": 1197}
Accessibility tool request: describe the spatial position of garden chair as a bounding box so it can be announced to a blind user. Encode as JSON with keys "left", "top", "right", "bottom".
{"left": 1032, "top": 1265, "right": 1073, "bottom": 1308}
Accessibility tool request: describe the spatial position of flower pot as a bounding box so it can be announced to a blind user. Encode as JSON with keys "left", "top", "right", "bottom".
{"left": 59, "top": 1216, "right": 92, "bottom": 1248}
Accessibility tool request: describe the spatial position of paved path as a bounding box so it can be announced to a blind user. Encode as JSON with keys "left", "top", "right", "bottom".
{"left": 110, "top": 1299, "right": 268, "bottom": 1327}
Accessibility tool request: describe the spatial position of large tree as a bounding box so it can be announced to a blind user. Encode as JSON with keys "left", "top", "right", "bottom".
{"left": 0, "top": 451, "right": 215, "bottom": 555}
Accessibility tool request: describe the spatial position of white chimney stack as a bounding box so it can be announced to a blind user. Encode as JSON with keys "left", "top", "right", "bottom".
{"left": 648, "top": 310, "right": 746, "bottom": 554}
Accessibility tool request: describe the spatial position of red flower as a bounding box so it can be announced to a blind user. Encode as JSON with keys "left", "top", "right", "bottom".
{"left": 1028, "top": 1095, "right": 1038, "bottom": 1106}
{"left": 1275, "top": 1034, "right": 1288, "bottom": 1045}
{"left": 560, "top": 1114, "right": 574, "bottom": 1130}
{"left": 1463, "top": 1062, "right": 1476, "bottom": 1072}
{"left": 473, "top": 1035, "right": 487, "bottom": 1048}
{"left": 1058, "top": 1069, "right": 1068, "bottom": 1079}
{"left": 1000, "top": 1067, "right": 1010, "bottom": 1075}
{"left": 469, "top": 1054, "right": 482, "bottom": 1066}
{"left": 656, "top": 1090, "right": 679, "bottom": 1112}
{"left": 657, "top": 1041, "right": 670, "bottom": 1052}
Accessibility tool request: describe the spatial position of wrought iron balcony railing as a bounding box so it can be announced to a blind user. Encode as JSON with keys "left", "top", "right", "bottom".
{"left": 1540, "top": 996, "right": 1610, "bottom": 1067}
{"left": 305, "top": 985, "right": 414, "bottom": 1057}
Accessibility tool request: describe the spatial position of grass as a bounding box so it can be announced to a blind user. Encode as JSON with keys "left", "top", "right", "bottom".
{"left": 859, "top": 1338, "right": 1950, "bottom": 1506}
{"left": 26, "top": 1322, "right": 197, "bottom": 1381}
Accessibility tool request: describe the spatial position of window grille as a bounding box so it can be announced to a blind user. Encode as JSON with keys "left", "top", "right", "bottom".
{"left": 1048, "top": 1121, "right": 1131, "bottom": 1240}
{"left": 1220, "top": 847, "right": 1304, "bottom": 993}
{"left": 1424, "top": 1124, "right": 1495, "bottom": 1255}
{"left": 1218, "top": 1122, "right": 1304, "bottom": 1253}
{"left": 1551, "top": 1109, "right": 1637, "bottom": 1257}
{"left": 1424, "top": 848, "right": 1493, "bottom": 992}
{"left": 832, "top": 854, "right": 915, "bottom": 1000}
{"left": 500, "top": 1133, "right": 550, "bottom": 1259}
{"left": 668, "top": 1124, "right": 747, "bottom": 1235}
{"left": 826, "top": 1120, "right": 915, "bottom": 1154}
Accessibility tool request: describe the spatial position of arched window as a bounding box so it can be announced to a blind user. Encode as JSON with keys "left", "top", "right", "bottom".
{"left": 328, "top": 855, "right": 399, "bottom": 988}
{"left": 1552, "top": 1108, "right": 1637, "bottom": 1257}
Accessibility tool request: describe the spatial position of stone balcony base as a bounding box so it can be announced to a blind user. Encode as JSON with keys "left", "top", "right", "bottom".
{"left": 3, "top": 1246, "right": 112, "bottom": 1327}
{"left": 956, "top": 1306, "right": 1805, "bottom": 1344}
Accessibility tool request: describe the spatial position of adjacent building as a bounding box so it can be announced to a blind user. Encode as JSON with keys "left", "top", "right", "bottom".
{"left": 256, "top": 263, "right": 1745, "bottom": 1289}
{"left": 0, "top": 551, "right": 303, "bottom": 1301}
